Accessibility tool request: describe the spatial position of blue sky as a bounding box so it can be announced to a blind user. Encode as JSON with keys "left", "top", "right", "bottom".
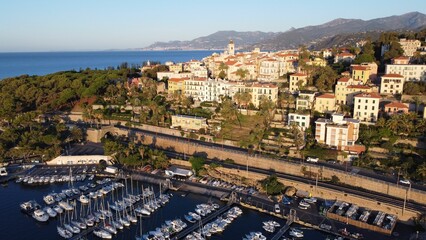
{"left": 1, "top": 0, "right": 425, "bottom": 52}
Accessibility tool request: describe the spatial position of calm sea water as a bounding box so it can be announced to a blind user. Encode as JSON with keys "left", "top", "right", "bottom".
{"left": 0, "top": 180, "right": 330, "bottom": 240}
{"left": 0, "top": 51, "right": 216, "bottom": 80}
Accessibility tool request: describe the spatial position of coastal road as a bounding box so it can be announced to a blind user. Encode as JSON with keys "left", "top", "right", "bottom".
{"left": 160, "top": 148, "right": 426, "bottom": 213}
{"left": 114, "top": 124, "right": 426, "bottom": 192}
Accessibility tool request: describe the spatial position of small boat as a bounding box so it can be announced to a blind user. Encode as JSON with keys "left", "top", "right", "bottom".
{"left": 53, "top": 205, "right": 64, "bottom": 214}
{"left": 71, "top": 220, "right": 87, "bottom": 229}
{"left": 64, "top": 223, "right": 80, "bottom": 234}
{"left": 44, "top": 206, "right": 57, "bottom": 218}
{"left": 79, "top": 195, "right": 89, "bottom": 204}
{"left": 135, "top": 207, "right": 151, "bottom": 216}
{"left": 43, "top": 194, "right": 56, "bottom": 205}
{"left": 83, "top": 217, "right": 94, "bottom": 227}
{"left": 57, "top": 226, "right": 73, "bottom": 239}
{"left": 20, "top": 200, "right": 40, "bottom": 213}
{"left": 59, "top": 201, "right": 73, "bottom": 211}
{"left": 93, "top": 229, "right": 112, "bottom": 239}
{"left": 289, "top": 228, "right": 304, "bottom": 238}
{"left": 184, "top": 214, "right": 196, "bottom": 223}
{"left": 32, "top": 209, "right": 49, "bottom": 222}
{"left": 104, "top": 224, "right": 117, "bottom": 235}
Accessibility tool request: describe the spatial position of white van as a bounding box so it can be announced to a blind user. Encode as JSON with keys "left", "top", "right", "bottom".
{"left": 306, "top": 157, "right": 319, "bottom": 163}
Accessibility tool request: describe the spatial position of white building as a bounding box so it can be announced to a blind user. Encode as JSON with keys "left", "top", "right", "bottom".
{"left": 315, "top": 113, "right": 360, "bottom": 150}
{"left": 296, "top": 92, "right": 316, "bottom": 110}
{"left": 288, "top": 113, "right": 310, "bottom": 130}
{"left": 258, "top": 58, "right": 280, "bottom": 81}
{"left": 399, "top": 38, "right": 421, "bottom": 57}
{"left": 171, "top": 115, "right": 208, "bottom": 131}
{"left": 385, "top": 64, "right": 426, "bottom": 82}
{"left": 201, "top": 78, "right": 231, "bottom": 102}
{"left": 380, "top": 73, "right": 404, "bottom": 95}
{"left": 47, "top": 155, "right": 113, "bottom": 165}
{"left": 157, "top": 72, "right": 193, "bottom": 81}
{"left": 353, "top": 92, "right": 381, "bottom": 123}
{"left": 184, "top": 78, "right": 207, "bottom": 101}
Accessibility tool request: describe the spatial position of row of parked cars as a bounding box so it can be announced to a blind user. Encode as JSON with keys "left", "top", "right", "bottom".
{"left": 196, "top": 176, "right": 259, "bottom": 195}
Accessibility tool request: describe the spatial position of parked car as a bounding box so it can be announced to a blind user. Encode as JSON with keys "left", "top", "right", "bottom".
{"left": 306, "top": 157, "right": 319, "bottom": 163}
{"left": 274, "top": 204, "right": 281, "bottom": 213}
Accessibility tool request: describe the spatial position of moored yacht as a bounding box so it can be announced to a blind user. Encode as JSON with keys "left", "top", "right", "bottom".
{"left": 32, "top": 209, "right": 49, "bottom": 222}
{"left": 57, "top": 226, "right": 73, "bottom": 239}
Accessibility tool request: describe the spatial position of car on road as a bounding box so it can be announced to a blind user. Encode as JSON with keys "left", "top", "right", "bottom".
{"left": 306, "top": 157, "right": 319, "bottom": 163}
{"left": 399, "top": 179, "right": 411, "bottom": 185}
{"left": 274, "top": 204, "right": 280, "bottom": 213}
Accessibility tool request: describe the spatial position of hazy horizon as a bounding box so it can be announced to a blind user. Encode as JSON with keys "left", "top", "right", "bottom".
{"left": 1, "top": 0, "right": 425, "bottom": 52}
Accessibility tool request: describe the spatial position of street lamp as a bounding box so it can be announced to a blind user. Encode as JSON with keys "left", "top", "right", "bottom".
{"left": 402, "top": 182, "right": 412, "bottom": 216}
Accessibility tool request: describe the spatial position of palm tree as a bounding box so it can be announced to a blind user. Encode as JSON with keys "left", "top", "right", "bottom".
{"left": 386, "top": 115, "right": 400, "bottom": 135}
{"left": 417, "top": 163, "right": 426, "bottom": 180}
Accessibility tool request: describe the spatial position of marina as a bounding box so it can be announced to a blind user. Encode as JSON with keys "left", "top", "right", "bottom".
{"left": 0, "top": 165, "right": 415, "bottom": 240}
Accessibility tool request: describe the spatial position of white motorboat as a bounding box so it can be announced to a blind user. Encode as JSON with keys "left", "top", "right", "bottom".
{"left": 79, "top": 195, "right": 89, "bottom": 204}
{"left": 57, "top": 226, "right": 73, "bottom": 239}
{"left": 135, "top": 206, "right": 151, "bottom": 216}
{"left": 32, "top": 209, "right": 49, "bottom": 222}
{"left": 104, "top": 224, "right": 117, "bottom": 235}
{"left": 71, "top": 220, "right": 87, "bottom": 229}
{"left": 289, "top": 228, "right": 304, "bottom": 238}
{"left": 59, "top": 201, "right": 73, "bottom": 211}
{"left": 44, "top": 206, "right": 57, "bottom": 218}
{"left": 53, "top": 205, "right": 64, "bottom": 214}
{"left": 93, "top": 229, "right": 112, "bottom": 239}
{"left": 43, "top": 194, "right": 55, "bottom": 205}
{"left": 20, "top": 200, "right": 40, "bottom": 213}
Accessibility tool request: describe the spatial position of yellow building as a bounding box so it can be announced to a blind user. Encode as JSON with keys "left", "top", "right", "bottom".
{"left": 335, "top": 77, "right": 375, "bottom": 105}
{"left": 314, "top": 93, "right": 336, "bottom": 113}
{"left": 171, "top": 115, "right": 208, "bottom": 131}
{"left": 169, "top": 64, "right": 183, "bottom": 73}
{"left": 289, "top": 73, "right": 307, "bottom": 93}
{"left": 251, "top": 83, "right": 279, "bottom": 107}
{"left": 351, "top": 65, "right": 371, "bottom": 84}
{"left": 306, "top": 57, "right": 327, "bottom": 67}
{"left": 168, "top": 78, "right": 187, "bottom": 95}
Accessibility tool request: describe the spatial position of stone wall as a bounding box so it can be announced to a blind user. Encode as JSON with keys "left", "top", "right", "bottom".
{"left": 90, "top": 126, "right": 426, "bottom": 204}
{"left": 216, "top": 167, "right": 419, "bottom": 222}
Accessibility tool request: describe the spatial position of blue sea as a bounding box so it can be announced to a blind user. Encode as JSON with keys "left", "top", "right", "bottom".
{"left": 0, "top": 50, "right": 217, "bottom": 80}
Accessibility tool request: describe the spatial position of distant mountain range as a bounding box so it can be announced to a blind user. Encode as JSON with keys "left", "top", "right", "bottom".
{"left": 142, "top": 31, "right": 280, "bottom": 50}
{"left": 142, "top": 12, "right": 426, "bottom": 51}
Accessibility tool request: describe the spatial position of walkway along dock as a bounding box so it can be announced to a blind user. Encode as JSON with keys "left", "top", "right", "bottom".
{"left": 172, "top": 192, "right": 237, "bottom": 240}
{"left": 270, "top": 209, "right": 296, "bottom": 240}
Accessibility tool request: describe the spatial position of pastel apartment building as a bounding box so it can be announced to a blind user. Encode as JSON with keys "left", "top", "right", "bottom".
{"left": 353, "top": 92, "right": 381, "bottom": 123}
{"left": 289, "top": 73, "right": 307, "bottom": 93}
{"left": 315, "top": 113, "right": 360, "bottom": 150}
{"left": 335, "top": 77, "right": 376, "bottom": 105}
{"left": 351, "top": 62, "right": 378, "bottom": 83}
{"left": 314, "top": 93, "right": 336, "bottom": 113}
{"left": 380, "top": 74, "right": 404, "bottom": 95}
{"left": 168, "top": 77, "right": 187, "bottom": 95}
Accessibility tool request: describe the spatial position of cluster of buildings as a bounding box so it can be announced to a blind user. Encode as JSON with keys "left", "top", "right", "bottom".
{"left": 143, "top": 38, "right": 425, "bottom": 153}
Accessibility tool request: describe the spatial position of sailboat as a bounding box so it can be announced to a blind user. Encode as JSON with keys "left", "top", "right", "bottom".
{"left": 57, "top": 212, "right": 73, "bottom": 239}
{"left": 135, "top": 214, "right": 144, "bottom": 240}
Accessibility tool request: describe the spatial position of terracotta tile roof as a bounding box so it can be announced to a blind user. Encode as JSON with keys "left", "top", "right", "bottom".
{"left": 347, "top": 85, "right": 371, "bottom": 89}
{"left": 338, "top": 52, "right": 355, "bottom": 57}
{"left": 316, "top": 93, "right": 335, "bottom": 99}
{"left": 382, "top": 73, "right": 404, "bottom": 78}
{"left": 291, "top": 73, "right": 307, "bottom": 77}
{"left": 252, "top": 83, "right": 277, "bottom": 88}
{"left": 352, "top": 65, "right": 368, "bottom": 71}
{"left": 385, "top": 102, "right": 408, "bottom": 108}
{"left": 337, "top": 77, "right": 351, "bottom": 82}
{"left": 169, "top": 78, "right": 187, "bottom": 82}
{"left": 393, "top": 56, "right": 410, "bottom": 60}
{"left": 345, "top": 144, "right": 366, "bottom": 154}
{"left": 354, "top": 92, "right": 381, "bottom": 98}
{"left": 224, "top": 60, "right": 237, "bottom": 66}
